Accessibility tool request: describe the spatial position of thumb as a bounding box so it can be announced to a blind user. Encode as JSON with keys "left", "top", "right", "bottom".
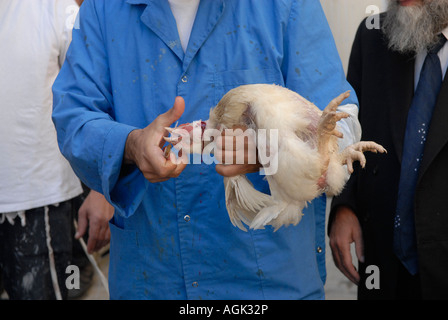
{"left": 353, "top": 226, "right": 365, "bottom": 263}
{"left": 75, "top": 210, "right": 88, "bottom": 239}
{"left": 157, "top": 96, "right": 185, "bottom": 127}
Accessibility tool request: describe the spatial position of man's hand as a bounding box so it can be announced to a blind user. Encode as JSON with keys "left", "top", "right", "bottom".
{"left": 124, "top": 97, "right": 187, "bottom": 183}
{"left": 329, "top": 205, "right": 364, "bottom": 285}
{"left": 215, "top": 125, "right": 262, "bottom": 177}
{"left": 76, "top": 190, "right": 115, "bottom": 253}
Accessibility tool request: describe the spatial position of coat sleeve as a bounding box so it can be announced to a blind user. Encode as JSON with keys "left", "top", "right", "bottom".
{"left": 281, "top": 0, "right": 361, "bottom": 149}
{"left": 281, "top": 0, "right": 358, "bottom": 107}
{"left": 52, "top": 0, "right": 147, "bottom": 218}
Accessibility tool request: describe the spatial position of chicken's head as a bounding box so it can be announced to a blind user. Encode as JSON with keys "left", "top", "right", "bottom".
{"left": 164, "top": 120, "right": 207, "bottom": 156}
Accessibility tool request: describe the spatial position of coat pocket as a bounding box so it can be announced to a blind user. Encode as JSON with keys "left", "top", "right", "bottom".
{"left": 108, "top": 220, "right": 145, "bottom": 299}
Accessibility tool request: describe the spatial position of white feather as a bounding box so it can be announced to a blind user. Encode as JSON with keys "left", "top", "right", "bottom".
{"left": 174, "top": 84, "right": 385, "bottom": 231}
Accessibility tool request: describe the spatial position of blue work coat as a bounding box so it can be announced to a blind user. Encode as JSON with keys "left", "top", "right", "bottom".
{"left": 52, "top": 0, "right": 357, "bottom": 299}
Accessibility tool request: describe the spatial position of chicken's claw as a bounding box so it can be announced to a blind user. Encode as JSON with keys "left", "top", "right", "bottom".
{"left": 318, "top": 91, "right": 351, "bottom": 138}
{"left": 163, "top": 126, "right": 190, "bottom": 144}
{"left": 318, "top": 111, "right": 350, "bottom": 138}
{"left": 326, "top": 91, "right": 351, "bottom": 112}
{"left": 340, "top": 141, "right": 387, "bottom": 173}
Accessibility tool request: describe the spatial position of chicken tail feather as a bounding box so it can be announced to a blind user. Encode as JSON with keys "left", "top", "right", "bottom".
{"left": 250, "top": 202, "right": 304, "bottom": 231}
{"left": 224, "top": 175, "right": 273, "bottom": 231}
{"left": 249, "top": 202, "right": 287, "bottom": 230}
{"left": 269, "top": 203, "right": 305, "bottom": 231}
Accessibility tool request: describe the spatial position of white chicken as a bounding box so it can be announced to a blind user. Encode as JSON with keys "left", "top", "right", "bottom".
{"left": 165, "top": 84, "right": 386, "bottom": 231}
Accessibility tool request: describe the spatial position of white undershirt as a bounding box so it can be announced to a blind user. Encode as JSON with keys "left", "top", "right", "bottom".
{"left": 168, "top": 0, "right": 200, "bottom": 53}
{"left": 414, "top": 27, "right": 448, "bottom": 90}
{"left": 0, "top": 0, "right": 83, "bottom": 213}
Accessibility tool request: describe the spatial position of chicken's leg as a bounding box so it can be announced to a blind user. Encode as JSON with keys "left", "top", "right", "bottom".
{"left": 317, "top": 91, "right": 351, "bottom": 169}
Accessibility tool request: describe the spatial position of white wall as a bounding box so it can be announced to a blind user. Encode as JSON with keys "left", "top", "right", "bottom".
{"left": 320, "top": 0, "right": 388, "bottom": 73}
{"left": 319, "top": 0, "right": 388, "bottom": 299}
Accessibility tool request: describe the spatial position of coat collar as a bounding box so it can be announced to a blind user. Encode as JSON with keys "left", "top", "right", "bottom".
{"left": 127, "top": 0, "right": 225, "bottom": 70}
{"left": 181, "top": 0, "right": 225, "bottom": 71}
{"left": 127, "top": 0, "right": 184, "bottom": 60}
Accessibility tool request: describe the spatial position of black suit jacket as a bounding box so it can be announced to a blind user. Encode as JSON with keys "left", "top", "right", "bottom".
{"left": 330, "top": 16, "right": 448, "bottom": 299}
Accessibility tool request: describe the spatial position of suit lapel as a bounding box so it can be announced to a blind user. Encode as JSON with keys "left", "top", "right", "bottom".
{"left": 182, "top": 0, "right": 225, "bottom": 71}
{"left": 127, "top": 0, "right": 185, "bottom": 61}
{"left": 388, "top": 51, "right": 415, "bottom": 163}
{"left": 418, "top": 75, "right": 448, "bottom": 183}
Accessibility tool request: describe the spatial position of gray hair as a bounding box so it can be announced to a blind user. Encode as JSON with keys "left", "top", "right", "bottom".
{"left": 382, "top": 0, "right": 448, "bottom": 54}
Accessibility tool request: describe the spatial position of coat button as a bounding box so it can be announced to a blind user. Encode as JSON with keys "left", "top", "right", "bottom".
{"left": 184, "top": 215, "right": 190, "bottom": 222}
{"left": 192, "top": 281, "right": 199, "bottom": 287}
{"left": 181, "top": 75, "right": 188, "bottom": 83}
{"left": 316, "top": 246, "right": 323, "bottom": 253}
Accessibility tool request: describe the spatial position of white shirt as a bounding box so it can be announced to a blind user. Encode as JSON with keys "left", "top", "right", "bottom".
{"left": 414, "top": 27, "right": 448, "bottom": 90}
{"left": 0, "top": 0, "right": 83, "bottom": 213}
{"left": 168, "top": 0, "right": 200, "bottom": 52}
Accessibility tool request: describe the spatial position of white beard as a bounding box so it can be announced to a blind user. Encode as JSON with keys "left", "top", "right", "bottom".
{"left": 382, "top": 0, "right": 448, "bottom": 54}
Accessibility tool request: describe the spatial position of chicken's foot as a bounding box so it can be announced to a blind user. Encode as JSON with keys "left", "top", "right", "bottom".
{"left": 339, "top": 141, "right": 387, "bottom": 173}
